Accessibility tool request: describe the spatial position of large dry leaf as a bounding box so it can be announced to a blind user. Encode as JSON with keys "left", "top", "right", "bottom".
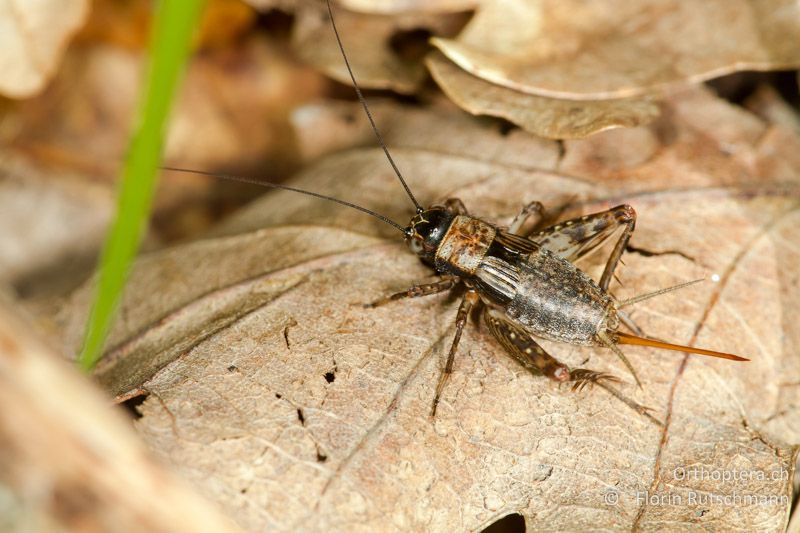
{"left": 0, "top": 0, "right": 88, "bottom": 98}
{"left": 0, "top": 297, "right": 240, "bottom": 532}
{"left": 426, "top": 51, "right": 660, "bottom": 139}
{"left": 431, "top": 0, "right": 800, "bottom": 99}
{"left": 55, "top": 88, "right": 800, "bottom": 531}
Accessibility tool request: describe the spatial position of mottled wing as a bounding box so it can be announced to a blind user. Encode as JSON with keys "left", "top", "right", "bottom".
{"left": 530, "top": 210, "right": 627, "bottom": 262}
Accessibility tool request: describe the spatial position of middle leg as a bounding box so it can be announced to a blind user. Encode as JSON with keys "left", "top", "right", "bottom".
{"left": 508, "top": 201, "right": 544, "bottom": 235}
{"left": 431, "top": 289, "right": 480, "bottom": 417}
{"left": 484, "top": 309, "right": 616, "bottom": 386}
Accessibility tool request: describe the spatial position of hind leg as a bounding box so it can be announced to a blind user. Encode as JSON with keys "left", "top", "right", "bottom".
{"left": 529, "top": 205, "right": 636, "bottom": 290}
{"left": 484, "top": 310, "right": 657, "bottom": 420}
{"left": 484, "top": 310, "right": 617, "bottom": 386}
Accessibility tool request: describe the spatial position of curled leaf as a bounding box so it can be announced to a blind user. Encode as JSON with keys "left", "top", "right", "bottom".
{"left": 427, "top": 51, "right": 660, "bottom": 139}
{"left": 431, "top": 0, "right": 800, "bottom": 99}
{"left": 0, "top": 0, "right": 88, "bottom": 98}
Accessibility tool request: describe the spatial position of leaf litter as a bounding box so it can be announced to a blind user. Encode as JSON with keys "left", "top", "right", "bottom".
{"left": 50, "top": 86, "right": 800, "bottom": 531}
{"left": 431, "top": 0, "right": 800, "bottom": 100}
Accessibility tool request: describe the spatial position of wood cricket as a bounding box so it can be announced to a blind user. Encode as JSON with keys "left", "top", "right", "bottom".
{"left": 166, "top": 0, "right": 748, "bottom": 418}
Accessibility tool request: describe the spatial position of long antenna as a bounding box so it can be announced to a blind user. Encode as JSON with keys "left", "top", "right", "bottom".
{"left": 325, "top": 0, "right": 423, "bottom": 213}
{"left": 162, "top": 166, "right": 409, "bottom": 234}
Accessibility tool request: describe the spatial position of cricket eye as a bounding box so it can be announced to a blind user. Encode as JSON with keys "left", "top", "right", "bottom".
{"left": 408, "top": 237, "right": 424, "bottom": 254}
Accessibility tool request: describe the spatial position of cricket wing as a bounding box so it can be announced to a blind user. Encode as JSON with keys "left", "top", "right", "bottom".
{"left": 493, "top": 230, "right": 540, "bottom": 255}
{"left": 531, "top": 206, "right": 634, "bottom": 262}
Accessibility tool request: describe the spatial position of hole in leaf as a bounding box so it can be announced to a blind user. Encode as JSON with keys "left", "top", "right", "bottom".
{"left": 389, "top": 28, "right": 433, "bottom": 63}
{"left": 120, "top": 392, "right": 148, "bottom": 420}
{"left": 497, "top": 120, "right": 517, "bottom": 137}
{"left": 324, "top": 371, "right": 335, "bottom": 383}
{"left": 482, "top": 513, "right": 525, "bottom": 533}
{"left": 706, "top": 70, "right": 799, "bottom": 107}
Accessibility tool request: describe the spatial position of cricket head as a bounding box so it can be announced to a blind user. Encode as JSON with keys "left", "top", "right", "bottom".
{"left": 405, "top": 206, "right": 453, "bottom": 261}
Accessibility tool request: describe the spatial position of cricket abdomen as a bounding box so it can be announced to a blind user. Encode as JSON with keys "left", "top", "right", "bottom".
{"left": 478, "top": 248, "right": 612, "bottom": 345}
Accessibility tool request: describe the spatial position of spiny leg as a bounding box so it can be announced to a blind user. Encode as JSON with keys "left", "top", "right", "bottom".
{"left": 485, "top": 310, "right": 655, "bottom": 421}
{"left": 597, "top": 205, "right": 636, "bottom": 291}
{"left": 431, "top": 290, "right": 480, "bottom": 417}
{"left": 444, "top": 198, "right": 468, "bottom": 215}
{"left": 618, "top": 309, "right": 646, "bottom": 337}
{"left": 597, "top": 330, "right": 643, "bottom": 388}
{"left": 484, "top": 309, "right": 570, "bottom": 382}
{"left": 368, "top": 276, "right": 459, "bottom": 308}
{"left": 508, "top": 201, "right": 544, "bottom": 236}
{"left": 528, "top": 205, "right": 637, "bottom": 277}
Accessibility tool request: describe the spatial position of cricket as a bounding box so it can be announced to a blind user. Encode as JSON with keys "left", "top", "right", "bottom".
{"left": 167, "top": 0, "right": 748, "bottom": 418}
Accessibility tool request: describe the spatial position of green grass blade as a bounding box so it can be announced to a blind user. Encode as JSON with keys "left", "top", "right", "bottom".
{"left": 78, "top": 1, "right": 206, "bottom": 371}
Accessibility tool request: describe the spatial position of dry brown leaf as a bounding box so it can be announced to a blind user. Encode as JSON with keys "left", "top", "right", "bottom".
{"left": 2, "top": 33, "right": 325, "bottom": 180}
{"left": 243, "top": 0, "right": 298, "bottom": 12}
{"left": 245, "top": 0, "right": 477, "bottom": 14}
{"left": 745, "top": 84, "right": 800, "bottom": 135}
{"left": 431, "top": 0, "right": 800, "bottom": 99}
{"left": 74, "top": 0, "right": 152, "bottom": 50}
{"left": 0, "top": 297, "right": 241, "bottom": 532}
{"left": 292, "top": 3, "right": 466, "bottom": 94}
{"left": 0, "top": 30, "right": 328, "bottom": 274}
{"left": 0, "top": 154, "right": 113, "bottom": 295}
{"left": 426, "top": 51, "right": 660, "bottom": 139}
{"left": 196, "top": 0, "right": 258, "bottom": 50}
{"left": 338, "top": 0, "right": 478, "bottom": 14}
{"left": 0, "top": 0, "right": 88, "bottom": 98}
{"left": 288, "top": 96, "right": 558, "bottom": 165}
{"left": 48, "top": 86, "right": 800, "bottom": 531}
